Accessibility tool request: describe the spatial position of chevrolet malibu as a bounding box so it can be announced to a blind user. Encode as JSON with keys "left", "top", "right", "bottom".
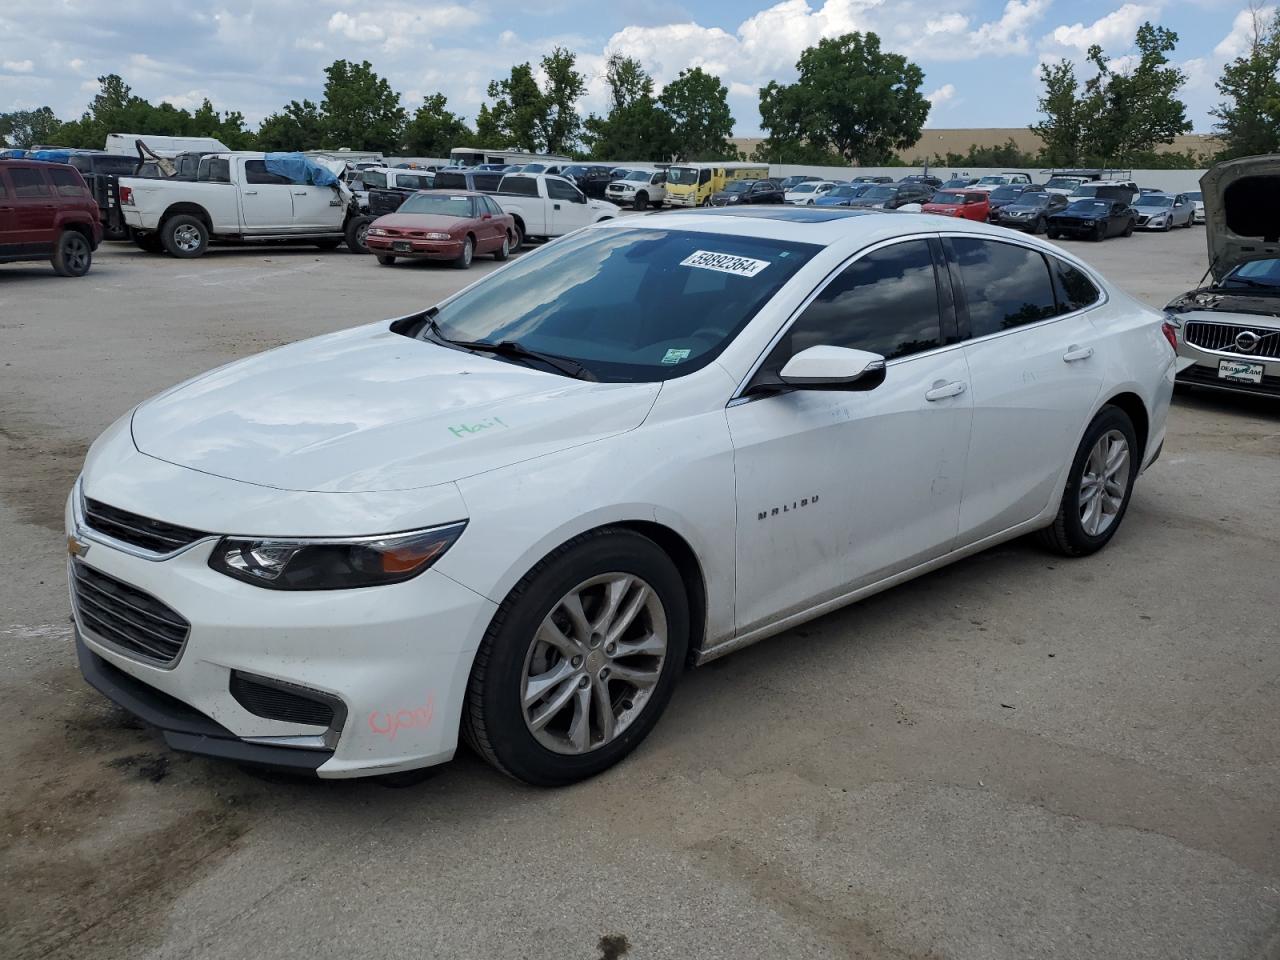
{"left": 69, "top": 208, "right": 1175, "bottom": 786}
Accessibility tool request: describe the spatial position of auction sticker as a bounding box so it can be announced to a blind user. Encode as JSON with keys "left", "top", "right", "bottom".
{"left": 680, "top": 250, "right": 771, "bottom": 277}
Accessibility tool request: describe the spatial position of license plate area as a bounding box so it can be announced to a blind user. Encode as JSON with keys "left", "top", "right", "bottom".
{"left": 393, "top": 241, "right": 411, "bottom": 252}
{"left": 1218, "top": 359, "right": 1264, "bottom": 383}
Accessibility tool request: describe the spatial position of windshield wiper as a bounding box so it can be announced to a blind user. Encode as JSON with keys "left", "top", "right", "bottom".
{"left": 449, "top": 339, "right": 598, "bottom": 381}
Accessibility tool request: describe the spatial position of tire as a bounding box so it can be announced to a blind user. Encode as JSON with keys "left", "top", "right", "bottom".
{"left": 314, "top": 239, "right": 341, "bottom": 250}
{"left": 376, "top": 254, "right": 396, "bottom": 266}
{"left": 1033, "top": 216, "right": 1047, "bottom": 235}
{"left": 510, "top": 223, "right": 524, "bottom": 252}
{"left": 634, "top": 192, "right": 648, "bottom": 211}
{"left": 161, "top": 214, "right": 208, "bottom": 258}
{"left": 1047, "top": 230, "right": 1059, "bottom": 240}
{"left": 1183, "top": 216, "right": 1192, "bottom": 229}
{"left": 51, "top": 229, "right": 93, "bottom": 277}
{"left": 1124, "top": 220, "right": 1135, "bottom": 238}
{"left": 494, "top": 234, "right": 510, "bottom": 261}
{"left": 344, "top": 216, "right": 372, "bottom": 254}
{"left": 1162, "top": 219, "right": 1171, "bottom": 233}
{"left": 131, "top": 229, "right": 163, "bottom": 253}
{"left": 453, "top": 235, "right": 473, "bottom": 269}
{"left": 462, "top": 529, "right": 689, "bottom": 786}
{"left": 1092, "top": 222, "right": 1106, "bottom": 242}
{"left": 1037, "top": 406, "right": 1141, "bottom": 557}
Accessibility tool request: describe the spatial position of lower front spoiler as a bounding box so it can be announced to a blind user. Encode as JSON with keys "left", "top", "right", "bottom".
{"left": 76, "top": 632, "right": 331, "bottom": 775}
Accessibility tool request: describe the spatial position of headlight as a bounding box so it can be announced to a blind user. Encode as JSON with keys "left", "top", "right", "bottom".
{"left": 367, "top": 227, "right": 387, "bottom": 237}
{"left": 209, "top": 522, "right": 466, "bottom": 590}
{"left": 425, "top": 232, "right": 451, "bottom": 240}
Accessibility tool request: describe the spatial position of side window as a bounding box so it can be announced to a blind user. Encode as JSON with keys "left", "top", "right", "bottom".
{"left": 0, "top": 175, "right": 7, "bottom": 199}
{"left": 699, "top": 169, "right": 711, "bottom": 185}
{"left": 546, "top": 177, "right": 580, "bottom": 201}
{"left": 764, "top": 240, "right": 943, "bottom": 373}
{"left": 501, "top": 176, "right": 538, "bottom": 197}
{"left": 1050, "top": 257, "right": 1101, "bottom": 313}
{"left": 951, "top": 237, "right": 1058, "bottom": 336}
{"left": 487, "top": 197, "right": 504, "bottom": 216}
{"left": 10, "top": 168, "right": 51, "bottom": 197}
{"left": 243, "top": 160, "right": 292, "bottom": 185}
{"left": 48, "top": 167, "right": 89, "bottom": 197}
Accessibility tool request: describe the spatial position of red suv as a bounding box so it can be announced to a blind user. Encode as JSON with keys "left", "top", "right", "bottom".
{"left": 0, "top": 160, "right": 103, "bottom": 277}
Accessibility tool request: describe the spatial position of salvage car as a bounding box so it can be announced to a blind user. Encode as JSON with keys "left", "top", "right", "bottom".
{"left": 0, "top": 159, "right": 102, "bottom": 276}
{"left": 1166, "top": 156, "right": 1280, "bottom": 397}
{"left": 921, "top": 190, "right": 989, "bottom": 221}
{"left": 708, "top": 178, "right": 784, "bottom": 206}
{"left": 365, "top": 191, "right": 516, "bottom": 268}
{"left": 1133, "top": 193, "right": 1194, "bottom": 231}
{"left": 970, "top": 172, "right": 1033, "bottom": 193}
{"left": 69, "top": 207, "right": 1174, "bottom": 786}
{"left": 813, "top": 183, "right": 874, "bottom": 207}
{"left": 989, "top": 191, "right": 1067, "bottom": 233}
{"left": 561, "top": 165, "right": 615, "bottom": 199}
{"left": 784, "top": 181, "right": 841, "bottom": 205}
{"left": 849, "top": 182, "right": 933, "bottom": 210}
{"left": 1047, "top": 198, "right": 1136, "bottom": 241}
{"left": 985, "top": 183, "right": 1042, "bottom": 219}
{"left": 605, "top": 168, "right": 668, "bottom": 210}
{"left": 491, "top": 172, "right": 618, "bottom": 242}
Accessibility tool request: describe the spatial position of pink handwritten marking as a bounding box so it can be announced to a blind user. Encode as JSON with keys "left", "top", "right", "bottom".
{"left": 368, "top": 694, "right": 435, "bottom": 741}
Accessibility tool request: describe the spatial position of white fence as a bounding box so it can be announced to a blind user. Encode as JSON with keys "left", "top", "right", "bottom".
{"left": 766, "top": 164, "right": 1208, "bottom": 194}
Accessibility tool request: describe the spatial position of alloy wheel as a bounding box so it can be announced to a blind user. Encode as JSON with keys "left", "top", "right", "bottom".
{"left": 520, "top": 573, "right": 668, "bottom": 755}
{"left": 63, "top": 235, "right": 90, "bottom": 272}
{"left": 174, "top": 224, "right": 202, "bottom": 253}
{"left": 1077, "top": 429, "right": 1130, "bottom": 537}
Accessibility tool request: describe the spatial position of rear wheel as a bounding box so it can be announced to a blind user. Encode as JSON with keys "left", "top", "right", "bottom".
{"left": 453, "top": 235, "right": 473, "bottom": 269}
{"left": 376, "top": 254, "right": 396, "bottom": 266}
{"left": 52, "top": 230, "right": 92, "bottom": 277}
{"left": 161, "top": 215, "right": 208, "bottom": 258}
{"left": 462, "top": 529, "right": 688, "bottom": 786}
{"left": 1037, "top": 406, "right": 1140, "bottom": 557}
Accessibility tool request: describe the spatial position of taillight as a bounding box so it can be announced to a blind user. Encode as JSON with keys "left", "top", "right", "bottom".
{"left": 1161, "top": 320, "right": 1179, "bottom": 353}
{"left": 119, "top": 186, "right": 133, "bottom": 205}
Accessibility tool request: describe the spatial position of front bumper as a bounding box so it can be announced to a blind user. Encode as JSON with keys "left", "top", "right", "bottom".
{"left": 665, "top": 194, "right": 699, "bottom": 207}
{"left": 67, "top": 486, "right": 498, "bottom": 778}
{"left": 1048, "top": 220, "right": 1101, "bottom": 237}
{"left": 366, "top": 235, "right": 464, "bottom": 260}
{"left": 1175, "top": 339, "right": 1280, "bottom": 397}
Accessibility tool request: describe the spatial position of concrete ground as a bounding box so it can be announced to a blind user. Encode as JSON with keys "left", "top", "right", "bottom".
{"left": 1, "top": 224, "right": 1277, "bottom": 960}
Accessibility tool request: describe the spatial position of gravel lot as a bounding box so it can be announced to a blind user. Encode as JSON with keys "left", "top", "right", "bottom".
{"left": 1, "top": 223, "right": 1277, "bottom": 960}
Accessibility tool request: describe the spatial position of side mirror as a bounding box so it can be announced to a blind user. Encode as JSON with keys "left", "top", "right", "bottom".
{"left": 778, "top": 346, "right": 886, "bottom": 390}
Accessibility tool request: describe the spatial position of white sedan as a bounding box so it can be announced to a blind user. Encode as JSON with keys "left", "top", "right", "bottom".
{"left": 784, "top": 180, "right": 839, "bottom": 204}
{"left": 69, "top": 209, "right": 1175, "bottom": 786}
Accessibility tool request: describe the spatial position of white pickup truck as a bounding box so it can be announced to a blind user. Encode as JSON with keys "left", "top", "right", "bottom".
{"left": 118, "top": 152, "right": 372, "bottom": 257}
{"left": 490, "top": 173, "right": 618, "bottom": 244}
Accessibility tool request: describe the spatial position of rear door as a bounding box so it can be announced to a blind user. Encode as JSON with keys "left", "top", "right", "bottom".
{"left": 947, "top": 236, "right": 1105, "bottom": 543}
{"left": 0, "top": 170, "right": 16, "bottom": 255}
{"left": 238, "top": 159, "right": 295, "bottom": 232}
{"left": 6, "top": 165, "right": 58, "bottom": 252}
{"left": 290, "top": 179, "right": 344, "bottom": 231}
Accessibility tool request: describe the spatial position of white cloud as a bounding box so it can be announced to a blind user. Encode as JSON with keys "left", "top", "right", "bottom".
{"left": 927, "top": 82, "right": 956, "bottom": 106}
{"left": 1214, "top": 5, "right": 1276, "bottom": 58}
{"left": 68, "top": 58, "right": 85, "bottom": 71}
{"left": 3, "top": 59, "right": 34, "bottom": 73}
{"left": 327, "top": 6, "right": 482, "bottom": 50}
{"left": 1044, "top": 4, "right": 1159, "bottom": 52}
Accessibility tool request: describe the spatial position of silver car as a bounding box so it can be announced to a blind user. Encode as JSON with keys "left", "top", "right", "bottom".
{"left": 1167, "top": 158, "right": 1280, "bottom": 397}
{"left": 1134, "top": 193, "right": 1195, "bottom": 231}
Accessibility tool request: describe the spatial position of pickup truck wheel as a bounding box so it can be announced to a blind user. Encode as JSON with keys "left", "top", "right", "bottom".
{"left": 494, "top": 235, "right": 510, "bottom": 261}
{"left": 52, "top": 230, "right": 93, "bottom": 277}
{"left": 634, "top": 192, "right": 648, "bottom": 211}
{"left": 344, "top": 216, "right": 372, "bottom": 255}
{"left": 162, "top": 215, "right": 208, "bottom": 258}
{"left": 453, "top": 236, "right": 474, "bottom": 270}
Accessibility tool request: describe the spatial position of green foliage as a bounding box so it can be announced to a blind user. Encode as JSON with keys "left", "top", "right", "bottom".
{"left": 658, "top": 67, "right": 736, "bottom": 160}
{"left": 256, "top": 100, "right": 325, "bottom": 151}
{"left": 1031, "top": 60, "right": 1083, "bottom": 166}
{"left": 403, "top": 94, "right": 474, "bottom": 156}
{"left": 758, "top": 33, "right": 929, "bottom": 165}
{"left": 582, "top": 54, "right": 673, "bottom": 161}
{"left": 1212, "top": 9, "right": 1280, "bottom": 159}
{"left": 0, "top": 107, "right": 64, "bottom": 148}
{"left": 749, "top": 138, "right": 843, "bottom": 165}
{"left": 923, "top": 138, "right": 1041, "bottom": 168}
{"left": 539, "top": 47, "right": 586, "bottom": 154}
{"left": 486, "top": 62, "right": 545, "bottom": 151}
{"left": 319, "top": 60, "right": 405, "bottom": 152}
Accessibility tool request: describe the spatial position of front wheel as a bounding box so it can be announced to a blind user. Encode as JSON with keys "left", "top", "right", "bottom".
{"left": 634, "top": 192, "right": 648, "bottom": 211}
{"left": 1033, "top": 216, "right": 1047, "bottom": 234}
{"left": 1047, "top": 229, "right": 1059, "bottom": 240}
{"left": 376, "top": 254, "right": 396, "bottom": 266}
{"left": 1037, "top": 406, "right": 1140, "bottom": 557}
{"left": 344, "top": 216, "right": 372, "bottom": 254}
{"left": 453, "top": 236, "right": 473, "bottom": 269}
{"left": 1124, "top": 220, "right": 1135, "bottom": 237}
{"left": 494, "top": 234, "right": 510, "bottom": 261}
{"left": 462, "top": 529, "right": 689, "bottom": 786}
{"left": 52, "top": 230, "right": 93, "bottom": 277}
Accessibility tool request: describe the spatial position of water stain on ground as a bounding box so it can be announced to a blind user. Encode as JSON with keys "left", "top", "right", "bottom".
{"left": 0, "top": 423, "right": 86, "bottom": 532}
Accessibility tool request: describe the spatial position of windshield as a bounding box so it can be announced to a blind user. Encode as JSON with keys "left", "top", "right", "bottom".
{"left": 929, "top": 191, "right": 965, "bottom": 204}
{"left": 862, "top": 186, "right": 894, "bottom": 200}
{"left": 667, "top": 166, "right": 699, "bottom": 185}
{"left": 1045, "top": 178, "right": 1081, "bottom": 189}
{"left": 1013, "top": 192, "right": 1049, "bottom": 206}
{"left": 398, "top": 194, "right": 475, "bottom": 217}
{"left": 942, "top": 179, "right": 971, "bottom": 188}
{"left": 1140, "top": 196, "right": 1174, "bottom": 208}
{"left": 1067, "top": 200, "right": 1110, "bottom": 213}
{"left": 623, "top": 170, "right": 652, "bottom": 182}
{"left": 421, "top": 227, "right": 818, "bottom": 382}
{"left": 827, "top": 186, "right": 856, "bottom": 198}
{"left": 722, "top": 181, "right": 751, "bottom": 193}
{"left": 989, "top": 186, "right": 1020, "bottom": 201}
{"left": 361, "top": 171, "right": 388, "bottom": 189}
{"left": 790, "top": 183, "right": 817, "bottom": 193}
{"left": 978, "top": 176, "right": 1005, "bottom": 185}
{"left": 562, "top": 165, "right": 587, "bottom": 177}
{"left": 1223, "top": 259, "right": 1280, "bottom": 288}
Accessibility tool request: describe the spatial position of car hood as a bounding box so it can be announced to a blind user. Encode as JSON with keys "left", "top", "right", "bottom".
{"left": 1202, "top": 155, "right": 1280, "bottom": 281}
{"left": 371, "top": 213, "right": 471, "bottom": 232}
{"left": 1052, "top": 208, "right": 1104, "bottom": 220}
{"left": 130, "top": 323, "right": 662, "bottom": 493}
{"left": 1002, "top": 203, "right": 1042, "bottom": 214}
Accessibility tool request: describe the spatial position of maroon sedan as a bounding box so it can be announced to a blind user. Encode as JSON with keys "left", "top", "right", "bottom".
{"left": 365, "top": 190, "right": 516, "bottom": 269}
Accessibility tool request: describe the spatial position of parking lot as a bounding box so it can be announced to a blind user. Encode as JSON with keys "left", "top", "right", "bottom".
{"left": 1, "top": 225, "right": 1277, "bottom": 960}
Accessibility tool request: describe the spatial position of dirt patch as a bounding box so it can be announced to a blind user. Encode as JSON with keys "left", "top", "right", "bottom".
{"left": 597, "top": 933, "right": 631, "bottom": 959}
{"left": 0, "top": 667, "right": 262, "bottom": 960}
{"left": 0, "top": 423, "right": 86, "bottom": 532}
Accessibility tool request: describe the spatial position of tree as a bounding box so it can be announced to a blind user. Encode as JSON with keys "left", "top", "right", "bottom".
{"left": 485, "top": 62, "right": 544, "bottom": 150}
{"left": 256, "top": 99, "right": 325, "bottom": 151}
{"left": 583, "top": 54, "right": 672, "bottom": 161}
{"left": 403, "top": 94, "right": 474, "bottom": 156}
{"left": 539, "top": 47, "right": 586, "bottom": 154}
{"left": 659, "top": 67, "right": 736, "bottom": 160}
{"left": 1031, "top": 60, "right": 1084, "bottom": 166}
{"left": 1212, "top": 7, "right": 1280, "bottom": 159}
{"left": 758, "top": 33, "right": 929, "bottom": 165}
{"left": 0, "top": 107, "right": 63, "bottom": 148}
{"left": 319, "top": 59, "right": 405, "bottom": 152}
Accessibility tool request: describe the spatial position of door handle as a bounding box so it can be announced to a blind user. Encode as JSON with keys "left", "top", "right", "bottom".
{"left": 243, "top": 190, "right": 258, "bottom": 195}
{"left": 925, "top": 380, "right": 966, "bottom": 401}
{"left": 1063, "top": 345, "right": 1094, "bottom": 362}
{"left": 553, "top": 203, "right": 561, "bottom": 210}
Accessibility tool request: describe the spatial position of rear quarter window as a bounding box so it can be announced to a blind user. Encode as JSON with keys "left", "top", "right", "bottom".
{"left": 500, "top": 176, "right": 539, "bottom": 197}
{"left": 951, "top": 237, "right": 1058, "bottom": 336}
{"left": 48, "top": 167, "right": 89, "bottom": 198}
{"left": 1050, "top": 257, "right": 1102, "bottom": 313}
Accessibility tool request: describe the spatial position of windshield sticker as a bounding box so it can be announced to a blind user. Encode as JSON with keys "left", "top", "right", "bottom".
{"left": 661, "top": 348, "right": 692, "bottom": 365}
{"left": 680, "top": 250, "right": 771, "bottom": 277}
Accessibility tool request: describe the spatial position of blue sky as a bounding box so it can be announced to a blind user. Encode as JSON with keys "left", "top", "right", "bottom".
{"left": 0, "top": 0, "right": 1263, "bottom": 137}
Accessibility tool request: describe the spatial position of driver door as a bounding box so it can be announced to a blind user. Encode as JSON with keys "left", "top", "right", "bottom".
{"left": 547, "top": 177, "right": 590, "bottom": 233}
{"left": 726, "top": 238, "right": 972, "bottom": 636}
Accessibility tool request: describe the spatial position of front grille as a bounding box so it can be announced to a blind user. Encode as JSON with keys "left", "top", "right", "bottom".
{"left": 83, "top": 497, "right": 209, "bottom": 554}
{"left": 1137, "top": 215, "right": 1149, "bottom": 225}
{"left": 71, "top": 559, "right": 190, "bottom": 665}
{"left": 1184, "top": 320, "right": 1280, "bottom": 360}
{"left": 1177, "top": 362, "right": 1280, "bottom": 393}
{"left": 230, "top": 673, "right": 336, "bottom": 727}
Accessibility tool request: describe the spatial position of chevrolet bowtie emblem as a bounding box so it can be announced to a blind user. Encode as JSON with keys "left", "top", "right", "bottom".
{"left": 67, "top": 534, "right": 90, "bottom": 558}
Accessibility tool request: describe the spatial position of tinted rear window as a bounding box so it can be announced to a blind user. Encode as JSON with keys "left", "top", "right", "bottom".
{"left": 1051, "top": 257, "right": 1102, "bottom": 312}
{"left": 48, "top": 167, "right": 89, "bottom": 197}
{"left": 951, "top": 237, "right": 1058, "bottom": 336}
{"left": 500, "top": 176, "right": 539, "bottom": 197}
{"left": 433, "top": 172, "right": 468, "bottom": 189}
{"left": 9, "top": 167, "right": 50, "bottom": 197}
